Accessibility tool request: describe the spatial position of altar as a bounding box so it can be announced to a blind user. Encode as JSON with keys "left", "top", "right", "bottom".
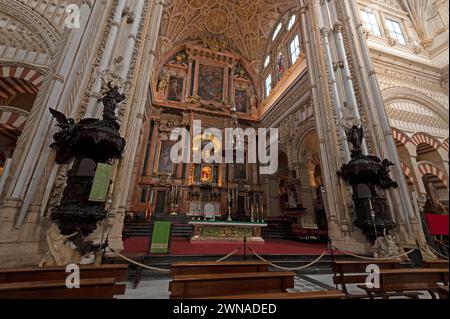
{"left": 189, "top": 220, "right": 267, "bottom": 242}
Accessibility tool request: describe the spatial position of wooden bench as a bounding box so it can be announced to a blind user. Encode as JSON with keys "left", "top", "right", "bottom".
{"left": 437, "top": 285, "right": 449, "bottom": 299}
{"left": 357, "top": 268, "right": 449, "bottom": 299}
{"left": 198, "top": 290, "right": 346, "bottom": 299}
{"left": 170, "top": 271, "right": 295, "bottom": 299}
{"left": 422, "top": 259, "right": 449, "bottom": 269}
{"left": 170, "top": 261, "right": 269, "bottom": 277}
{"left": 0, "top": 264, "right": 129, "bottom": 284}
{"left": 0, "top": 278, "right": 126, "bottom": 299}
{"left": 332, "top": 260, "right": 404, "bottom": 298}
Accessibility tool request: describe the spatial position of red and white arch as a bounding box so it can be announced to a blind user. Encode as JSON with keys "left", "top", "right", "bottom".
{"left": 392, "top": 128, "right": 410, "bottom": 147}
{"left": 400, "top": 162, "right": 414, "bottom": 186}
{"left": 417, "top": 161, "right": 449, "bottom": 189}
{"left": 0, "top": 107, "right": 28, "bottom": 132}
{"left": 411, "top": 132, "right": 441, "bottom": 151}
{"left": 0, "top": 66, "right": 44, "bottom": 103}
{"left": 443, "top": 139, "right": 449, "bottom": 152}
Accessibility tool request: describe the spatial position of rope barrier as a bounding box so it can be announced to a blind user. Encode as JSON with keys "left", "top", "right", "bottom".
{"left": 331, "top": 245, "right": 415, "bottom": 261}
{"left": 249, "top": 247, "right": 328, "bottom": 271}
{"left": 428, "top": 246, "right": 449, "bottom": 260}
{"left": 79, "top": 247, "right": 103, "bottom": 260}
{"left": 108, "top": 247, "right": 170, "bottom": 273}
{"left": 216, "top": 247, "right": 241, "bottom": 262}
{"left": 435, "top": 239, "right": 449, "bottom": 249}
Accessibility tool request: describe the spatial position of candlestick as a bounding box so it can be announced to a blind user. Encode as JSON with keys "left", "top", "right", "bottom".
{"left": 256, "top": 202, "right": 260, "bottom": 222}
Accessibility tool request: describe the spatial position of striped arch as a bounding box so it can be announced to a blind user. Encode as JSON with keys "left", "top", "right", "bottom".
{"left": 0, "top": 66, "right": 44, "bottom": 102}
{"left": 391, "top": 128, "right": 410, "bottom": 146}
{"left": 400, "top": 162, "right": 414, "bottom": 186}
{"left": 0, "top": 106, "right": 29, "bottom": 132}
{"left": 417, "top": 161, "right": 449, "bottom": 188}
{"left": 411, "top": 132, "right": 442, "bottom": 150}
{"left": 443, "top": 139, "right": 449, "bottom": 152}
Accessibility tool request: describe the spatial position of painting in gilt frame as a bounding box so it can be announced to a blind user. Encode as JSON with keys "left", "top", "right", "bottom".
{"left": 235, "top": 89, "right": 247, "bottom": 113}
{"left": 157, "top": 141, "right": 174, "bottom": 174}
{"left": 198, "top": 64, "right": 224, "bottom": 102}
{"left": 167, "top": 76, "right": 184, "bottom": 102}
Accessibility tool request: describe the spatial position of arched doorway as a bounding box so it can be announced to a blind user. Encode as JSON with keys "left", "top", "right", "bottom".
{"left": 266, "top": 150, "right": 289, "bottom": 217}
{"left": 0, "top": 66, "right": 41, "bottom": 175}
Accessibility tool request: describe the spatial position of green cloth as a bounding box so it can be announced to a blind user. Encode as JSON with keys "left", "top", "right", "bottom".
{"left": 150, "top": 221, "right": 171, "bottom": 254}
{"left": 89, "top": 163, "right": 113, "bottom": 202}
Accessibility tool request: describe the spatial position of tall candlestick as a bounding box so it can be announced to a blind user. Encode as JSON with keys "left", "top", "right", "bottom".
{"left": 256, "top": 202, "right": 260, "bottom": 222}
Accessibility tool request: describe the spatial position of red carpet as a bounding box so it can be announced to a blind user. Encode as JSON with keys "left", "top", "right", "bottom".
{"left": 123, "top": 237, "right": 339, "bottom": 255}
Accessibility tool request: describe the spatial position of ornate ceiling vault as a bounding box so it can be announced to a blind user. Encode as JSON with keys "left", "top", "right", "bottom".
{"left": 158, "top": 0, "right": 298, "bottom": 74}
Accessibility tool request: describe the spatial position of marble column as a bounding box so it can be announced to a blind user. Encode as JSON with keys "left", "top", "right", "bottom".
{"left": 344, "top": 0, "right": 424, "bottom": 245}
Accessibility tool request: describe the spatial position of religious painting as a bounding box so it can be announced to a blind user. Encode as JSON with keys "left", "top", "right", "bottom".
{"left": 201, "top": 165, "right": 213, "bottom": 183}
{"left": 157, "top": 141, "right": 174, "bottom": 174}
{"left": 167, "top": 76, "right": 184, "bottom": 102}
{"left": 198, "top": 64, "right": 224, "bottom": 102}
{"left": 235, "top": 89, "right": 247, "bottom": 113}
{"left": 235, "top": 163, "right": 247, "bottom": 180}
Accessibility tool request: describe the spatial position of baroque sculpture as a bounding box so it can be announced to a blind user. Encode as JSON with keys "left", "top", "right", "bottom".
{"left": 338, "top": 125, "right": 398, "bottom": 241}
{"left": 42, "top": 84, "right": 126, "bottom": 266}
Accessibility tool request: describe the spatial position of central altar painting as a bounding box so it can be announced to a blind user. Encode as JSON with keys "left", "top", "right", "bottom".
{"left": 198, "top": 64, "right": 224, "bottom": 102}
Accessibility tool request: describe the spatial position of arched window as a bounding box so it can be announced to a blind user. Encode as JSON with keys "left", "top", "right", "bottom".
{"left": 264, "top": 74, "right": 272, "bottom": 97}
{"left": 272, "top": 23, "right": 282, "bottom": 40}
{"left": 289, "top": 35, "right": 301, "bottom": 64}
{"left": 288, "top": 15, "right": 296, "bottom": 30}
{"left": 264, "top": 55, "right": 271, "bottom": 68}
{"left": 261, "top": 9, "right": 304, "bottom": 101}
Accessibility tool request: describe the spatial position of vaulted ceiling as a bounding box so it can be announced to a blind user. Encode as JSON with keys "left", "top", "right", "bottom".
{"left": 0, "top": 0, "right": 82, "bottom": 66}
{"left": 158, "top": 0, "right": 298, "bottom": 75}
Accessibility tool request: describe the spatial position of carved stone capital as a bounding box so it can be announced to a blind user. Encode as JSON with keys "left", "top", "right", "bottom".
{"left": 320, "top": 26, "right": 330, "bottom": 38}
{"left": 334, "top": 21, "right": 344, "bottom": 33}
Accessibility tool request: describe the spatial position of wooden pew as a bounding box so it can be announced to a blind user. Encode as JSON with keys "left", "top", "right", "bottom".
{"left": 422, "top": 259, "right": 449, "bottom": 269}
{"left": 357, "top": 268, "right": 449, "bottom": 299}
{"left": 0, "top": 278, "right": 126, "bottom": 299}
{"left": 437, "top": 285, "right": 449, "bottom": 299}
{"left": 170, "top": 271, "right": 295, "bottom": 299}
{"left": 0, "top": 264, "right": 129, "bottom": 284}
{"left": 170, "top": 261, "right": 269, "bottom": 277}
{"left": 332, "top": 260, "right": 404, "bottom": 298}
{"left": 199, "top": 290, "right": 346, "bottom": 299}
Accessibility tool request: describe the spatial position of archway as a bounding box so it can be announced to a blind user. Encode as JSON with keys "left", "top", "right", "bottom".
{"left": 418, "top": 162, "right": 449, "bottom": 213}
{"left": 0, "top": 66, "right": 42, "bottom": 174}
{"left": 266, "top": 150, "right": 289, "bottom": 217}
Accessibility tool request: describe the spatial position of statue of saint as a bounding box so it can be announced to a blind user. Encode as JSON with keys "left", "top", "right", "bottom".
{"left": 288, "top": 188, "right": 298, "bottom": 208}
{"left": 157, "top": 70, "right": 169, "bottom": 92}
{"left": 102, "top": 82, "right": 125, "bottom": 123}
